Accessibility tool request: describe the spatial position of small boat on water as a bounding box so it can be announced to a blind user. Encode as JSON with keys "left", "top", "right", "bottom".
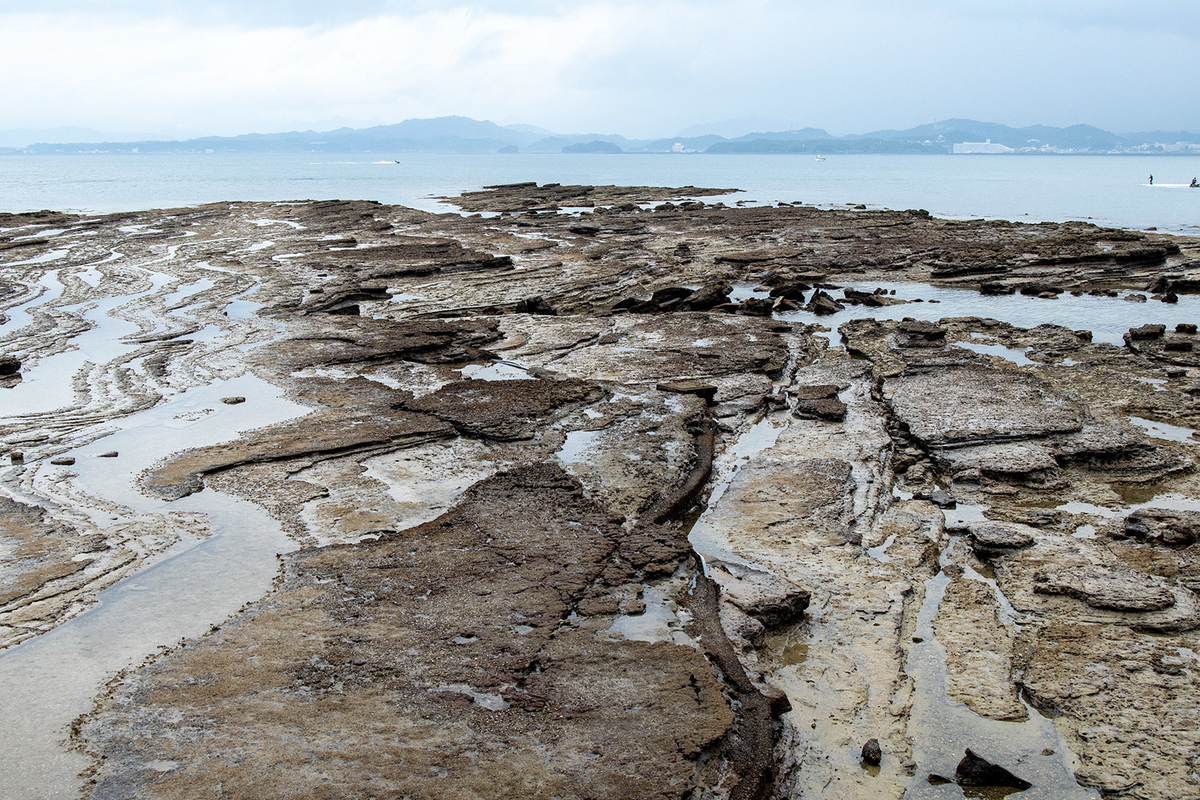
{"left": 814, "top": 155, "right": 826, "bottom": 162}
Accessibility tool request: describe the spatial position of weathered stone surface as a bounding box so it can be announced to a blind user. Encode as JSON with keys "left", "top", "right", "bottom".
{"left": 82, "top": 466, "right": 735, "bottom": 799}
{"left": 708, "top": 559, "right": 811, "bottom": 627}
{"left": 1123, "top": 508, "right": 1200, "bottom": 547}
{"left": 885, "top": 365, "right": 1084, "bottom": 446}
{"left": 806, "top": 289, "right": 845, "bottom": 315}
{"left": 145, "top": 381, "right": 455, "bottom": 498}
{"left": 794, "top": 396, "right": 847, "bottom": 420}
{"left": 1033, "top": 565, "right": 1177, "bottom": 612}
{"left": 968, "top": 521, "right": 1036, "bottom": 552}
{"left": 4, "top": 192, "right": 1200, "bottom": 800}
{"left": 1023, "top": 623, "right": 1200, "bottom": 798}
{"left": 445, "top": 182, "right": 736, "bottom": 213}
{"left": 405, "top": 378, "right": 601, "bottom": 440}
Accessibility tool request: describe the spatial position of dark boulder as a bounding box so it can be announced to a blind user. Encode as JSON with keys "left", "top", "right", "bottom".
{"left": 794, "top": 397, "right": 847, "bottom": 421}
{"left": 1128, "top": 324, "right": 1166, "bottom": 340}
{"left": 861, "top": 738, "right": 882, "bottom": 766}
{"left": 843, "top": 288, "right": 884, "bottom": 307}
{"left": 954, "top": 749, "right": 1031, "bottom": 790}
{"left": 793, "top": 384, "right": 840, "bottom": 400}
{"left": 768, "top": 282, "right": 812, "bottom": 301}
{"left": 679, "top": 283, "right": 731, "bottom": 311}
{"left": 0, "top": 355, "right": 20, "bottom": 376}
{"left": 806, "top": 290, "right": 845, "bottom": 316}
{"left": 739, "top": 298, "right": 775, "bottom": 317}
{"left": 764, "top": 684, "right": 792, "bottom": 718}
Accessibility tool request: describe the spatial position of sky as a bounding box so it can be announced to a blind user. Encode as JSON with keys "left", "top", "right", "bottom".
{"left": 2, "top": 0, "right": 1199, "bottom": 141}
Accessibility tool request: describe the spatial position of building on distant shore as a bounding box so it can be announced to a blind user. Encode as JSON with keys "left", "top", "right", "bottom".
{"left": 952, "top": 139, "right": 1015, "bottom": 154}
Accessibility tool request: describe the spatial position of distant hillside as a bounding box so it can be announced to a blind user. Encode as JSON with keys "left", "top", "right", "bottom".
{"left": 3, "top": 116, "right": 1198, "bottom": 156}
{"left": 12, "top": 116, "right": 539, "bottom": 155}
{"left": 707, "top": 138, "right": 942, "bottom": 155}
{"left": 561, "top": 140, "right": 624, "bottom": 154}
{"left": 849, "top": 119, "right": 1129, "bottom": 150}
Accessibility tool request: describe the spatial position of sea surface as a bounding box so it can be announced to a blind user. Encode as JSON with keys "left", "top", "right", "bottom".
{"left": 2, "top": 152, "right": 1199, "bottom": 233}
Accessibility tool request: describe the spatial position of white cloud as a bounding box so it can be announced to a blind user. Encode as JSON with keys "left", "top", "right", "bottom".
{"left": 1, "top": 1, "right": 1198, "bottom": 138}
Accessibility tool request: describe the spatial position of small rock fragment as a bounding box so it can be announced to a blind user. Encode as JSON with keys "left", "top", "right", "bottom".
{"left": 861, "top": 738, "right": 882, "bottom": 766}
{"left": 738, "top": 298, "right": 775, "bottom": 316}
{"left": 220, "top": 397, "right": 246, "bottom": 405}
{"left": 792, "top": 384, "right": 840, "bottom": 400}
{"left": 793, "top": 397, "right": 847, "bottom": 421}
{"left": 0, "top": 355, "right": 20, "bottom": 375}
{"left": 9, "top": 451, "right": 23, "bottom": 465}
{"left": 679, "top": 283, "right": 731, "bottom": 311}
{"left": 50, "top": 457, "right": 76, "bottom": 466}
{"left": 763, "top": 684, "right": 792, "bottom": 718}
{"left": 1130, "top": 324, "right": 1167, "bottom": 340}
{"left": 656, "top": 380, "right": 717, "bottom": 403}
{"left": 915, "top": 488, "right": 956, "bottom": 509}
{"left": 97, "top": 451, "right": 119, "bottom": 458}
{"left": 707, "top": 559, "right": 810, "bottom": 627}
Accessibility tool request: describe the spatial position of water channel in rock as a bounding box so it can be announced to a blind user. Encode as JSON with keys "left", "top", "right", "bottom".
{"left": 901, "top": 535, "right": 1099, "bottom": 800}
{"left": 0, "top": 268, "right": 308, "bottom": 799}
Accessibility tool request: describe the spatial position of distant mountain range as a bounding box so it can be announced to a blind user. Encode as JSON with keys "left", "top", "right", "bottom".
{"left": 4, "top": 116, "right": 1199, "bottom": 155}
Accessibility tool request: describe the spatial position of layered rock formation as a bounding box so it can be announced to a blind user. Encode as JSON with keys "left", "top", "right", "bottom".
{"left": 1, "top": 185, "right": 1199, "bottom": 798}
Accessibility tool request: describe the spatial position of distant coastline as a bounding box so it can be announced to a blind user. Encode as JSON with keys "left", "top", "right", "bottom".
{"left": 3, "top": 115, "right": 1199, "bottom": 157}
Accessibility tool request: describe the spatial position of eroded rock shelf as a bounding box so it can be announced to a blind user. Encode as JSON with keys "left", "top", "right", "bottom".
{"left": 1, "top": 188, "right": 1199, "bottom": 799}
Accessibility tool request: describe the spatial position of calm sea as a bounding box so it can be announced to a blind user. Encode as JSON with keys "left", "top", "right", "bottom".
{"left": 2, "top": 152, "right": 1198, "bottom": 234}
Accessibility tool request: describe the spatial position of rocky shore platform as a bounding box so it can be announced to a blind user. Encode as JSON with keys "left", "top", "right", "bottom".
{"left": 2, "top": 186, "right": 1200, "bottom": 799}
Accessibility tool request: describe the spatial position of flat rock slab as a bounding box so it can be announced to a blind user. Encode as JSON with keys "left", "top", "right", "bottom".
{"left": 1034, "top": 565, "right": 1177, "bottom": 612}
{"left": 1023, "top": 623, "right": 1200, "bottom": 798}
{"left": 968, "top": 521, "right": 1037, "bottom": 552}
{"left": 885, "top": 365, "right": 1083, "bottom": 446}
{"left": 405, "top": 378, "right": 601, "bottom": 440}
{"left": 82, "top": 466, "right": 733, "bottom": 799}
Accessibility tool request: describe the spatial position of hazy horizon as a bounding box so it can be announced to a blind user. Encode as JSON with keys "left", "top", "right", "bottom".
{"left": 2, "top": 1, "right": 1198, "bottom": 143}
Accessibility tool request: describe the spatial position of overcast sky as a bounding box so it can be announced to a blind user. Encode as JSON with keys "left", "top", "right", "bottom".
{"left": 2, "top": 0, "right": 1198, "bottom": 140}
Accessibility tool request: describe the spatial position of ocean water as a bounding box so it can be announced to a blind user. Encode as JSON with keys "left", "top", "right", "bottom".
{"left": 1, "top": 152, "right": 1198, "bottom": 233}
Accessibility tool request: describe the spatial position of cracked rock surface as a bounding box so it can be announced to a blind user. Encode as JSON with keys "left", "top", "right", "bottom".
{"left": 2, "top": 185, "right": 1200, "bottom": 798}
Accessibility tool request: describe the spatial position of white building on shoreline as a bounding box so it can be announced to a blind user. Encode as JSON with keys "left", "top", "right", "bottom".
{"left": 952, "top": 139, "right": 1015, "bottom": 154}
